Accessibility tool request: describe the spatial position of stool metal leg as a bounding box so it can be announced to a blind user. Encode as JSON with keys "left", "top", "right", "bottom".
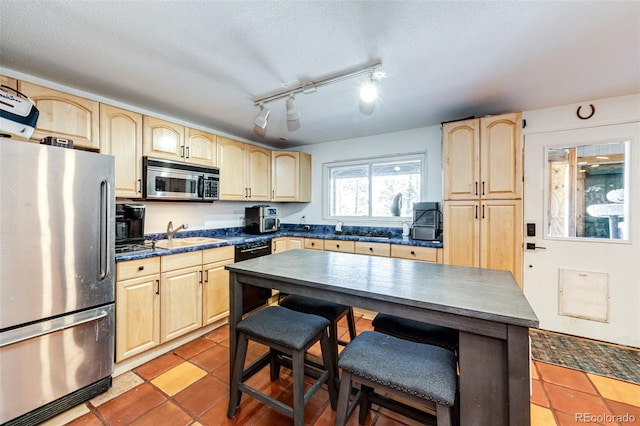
{"left": 227, "top": 332, "right": 249, "bottom": 418}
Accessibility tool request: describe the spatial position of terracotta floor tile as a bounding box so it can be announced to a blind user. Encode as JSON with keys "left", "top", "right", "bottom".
{"left": 134, "top": 352, "right": 184, "bottom": 380}
{"left": 531, "top": 379, "right": 550, "bottom": 408}
{"left": 173, "top": 336, "right": 216, "bottom": 360}
{"left": 63, "top": 412, "right": 104, "bottom": 426}
{"left": 314, "top": 403, "right": 364, "bottom": 426}
{"left": 89, "top": 370, "right": 144, "bottom": 407}
{"left": 212, "top": 360, "right": 231, "bottom": 384}
{"left": 200, "top": 394, "right": 264, "bottom": 425}
{"left": 544, "top": 382, "right": 613, "bottom": 421}
{"left": 536, "top": 362, "right": 597, "bottom": 395}
{"left": 204, "top": 324, "right": 229, "bottom": 343}
{"left": 150, "top": 361, "right": 207, "bottom": 396}
{"left": 588, "top": 373, "right": 640, "bottom": 407}
{"left": 605, "top": 399, "right": 640, "bottom": 421}
{"left": 190, "top": 343, "right": 230, "bottom": 372}
{"left": 129, "top": 400, "right": 192, "bottom": 426}
{"left": 97, "top": 383, "right": 166, "bottom": 424}
{"left": 532, "top": 361, "right": 539, "bottom": 380}
{"left": 174, "top": 374, "right": 229, "bottom": 417}
{"left": 530, "top": 404, "right": 558, "bottom": 426}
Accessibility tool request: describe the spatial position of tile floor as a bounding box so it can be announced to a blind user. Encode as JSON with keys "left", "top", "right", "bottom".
{"left": 42, "top": 316, "right": 640, "bottom": 426}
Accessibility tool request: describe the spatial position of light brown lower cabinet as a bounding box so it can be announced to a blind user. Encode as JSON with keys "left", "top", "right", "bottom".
{"left": 304, "top": 238, "right": 323, "bottom": 250}
{"left": 355, "top": 241, "right": 390, "bottom": 257}
{"left": 323, "top": 239, "right": 355, "bottom": 253}
{"left": 202, "top": 246, "right": 235, "bottom": 325}
{"left": 272, "top": 237, "right": 304, "bottom": 253}
{"left": 115, "top": 257, "right": 161, "bottom": 362}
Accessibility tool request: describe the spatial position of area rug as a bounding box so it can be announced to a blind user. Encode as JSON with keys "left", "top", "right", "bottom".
{"left": 529, "top": 329, "right": 640, "bottom": 385}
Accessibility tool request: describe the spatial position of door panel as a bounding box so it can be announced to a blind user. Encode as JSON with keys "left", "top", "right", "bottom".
{"left": 523, "top": 122, "right": 640, "bottom": 347}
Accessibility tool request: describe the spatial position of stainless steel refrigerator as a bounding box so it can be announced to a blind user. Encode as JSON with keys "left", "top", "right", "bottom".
{"left": 0, "top": 140, "right": 115, "bottom": 425}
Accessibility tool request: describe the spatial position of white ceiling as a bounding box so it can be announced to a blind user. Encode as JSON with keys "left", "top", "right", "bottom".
{"left": 1, "top": 1, "right": 639, "bottom": 148}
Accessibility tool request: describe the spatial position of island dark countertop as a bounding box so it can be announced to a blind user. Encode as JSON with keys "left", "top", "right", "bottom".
{"left": 227, "top": 249, "right": 538, "bottom": 329}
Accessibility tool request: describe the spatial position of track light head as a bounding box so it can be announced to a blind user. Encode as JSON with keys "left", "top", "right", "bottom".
{"left": 254, "top": 105, "right": 270, "bottom": 129}
{"left": 286, "top": 95, "right": 301, "bottom": 122}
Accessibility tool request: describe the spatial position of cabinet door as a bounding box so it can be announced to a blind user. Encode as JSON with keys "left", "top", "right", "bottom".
{"left": 272, "top": 237, "right": 288, "bottom": 253}
{"left": 443, "top": 119, "right": 479, "bottom": 200}
{"left": 0, "top": 75, "right": 18, "bottom": 90}
{"left": 480, "top": 113, "right": 523, "bottom": 199}
{"left": 160, "top": 265, "right": 202, "bottom": 342}
{"left": 18, "top": 81, "right": 100, "bottom": 150}
{"left": 480, "top": 200, "right": 523, "bottom": 285}
{"left": 100, "top": 104, "right": 143, "bottom": 198}
{"left": 115, "top": 274, "right": 160, "bottom": 361}
{"left": 272, "top": 151, "right": 312, "bottom": 202}
{"left": 390, "top": 245, "right": 439, "bottom": 262}
{"left": 304, "top": 238, "right": 323, "bottom": 250}
{"left": 142, "top": 116, "right": 185, "bottom": 161}
{"left": 186, "top": 128, "right": 217, "bottom": 166}
{"left": 203, "top": 259, "right": 233, "bottom": 325}
{"left": 246, "top": 145, "right": 271, "bottom": 201}
{"left": 288, "top": 238, "right": 304, "bottom": 250}
{"left": 217, "top": 136, "right": 247, "bottom": 200}
{"left": 355, "top": 241, "right": 390, "bottom": 257}
{"left": 443, "top": 201, "right": 480, "bottom": 268}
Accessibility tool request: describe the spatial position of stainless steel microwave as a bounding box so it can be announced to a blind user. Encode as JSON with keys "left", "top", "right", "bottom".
{"left": 245, "top": 205, "right": 280, "bottom": 234}
{"left": 143, "top": 157, "right": 219, "bottom": 201}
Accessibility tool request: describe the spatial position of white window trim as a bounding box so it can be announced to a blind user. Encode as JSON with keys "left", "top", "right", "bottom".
{"left": 322, "top": 152, "right": 427, "bottom": 225}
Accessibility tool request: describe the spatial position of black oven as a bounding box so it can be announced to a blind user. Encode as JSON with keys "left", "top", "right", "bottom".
{"left": 234, "top": 240, "right": 273, "bottom": 314}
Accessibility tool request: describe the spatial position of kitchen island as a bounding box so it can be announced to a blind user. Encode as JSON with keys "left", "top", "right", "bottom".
{"left": 226, "top": 249, "right": 538, "bottom": 425}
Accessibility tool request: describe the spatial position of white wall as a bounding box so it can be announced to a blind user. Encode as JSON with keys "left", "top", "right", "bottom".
{"left": 277, "top": 126, "right": 443, "bottom": 227}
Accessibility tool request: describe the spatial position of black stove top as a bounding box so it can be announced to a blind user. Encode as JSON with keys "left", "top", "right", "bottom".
{"left": 115, "top": 243, "right": 154, "bottom": 255}
{"left": 333, "top": 230, "right": 393, "bottom": 239}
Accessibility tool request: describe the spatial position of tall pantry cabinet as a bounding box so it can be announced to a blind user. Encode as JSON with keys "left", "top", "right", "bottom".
{"left": 442, "top": 113, "right": 523, "bottom": 285}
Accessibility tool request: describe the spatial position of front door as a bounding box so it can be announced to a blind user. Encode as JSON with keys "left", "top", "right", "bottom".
{"left": 522, "top": 122, "right": 639, "bottom": 347}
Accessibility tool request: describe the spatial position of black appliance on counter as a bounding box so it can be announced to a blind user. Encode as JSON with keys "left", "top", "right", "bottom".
{"left": 234, "top": 240, "right": 273, "bottom": 313}
{"left": 115, "top": 203, "right": 149, "bottom": 254}
{"left": 244, "top": 205, "right": 280, "bottom": 234}
{"left": 411, "top": 202, "right": 443, "bottom": 241}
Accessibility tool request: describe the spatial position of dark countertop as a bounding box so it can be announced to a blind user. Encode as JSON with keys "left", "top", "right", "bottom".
{"left": 115, "top": 225, "right": 443, "bottom": 262}
{"left": 226, "top": 249, "right": 539, "bottom": 328}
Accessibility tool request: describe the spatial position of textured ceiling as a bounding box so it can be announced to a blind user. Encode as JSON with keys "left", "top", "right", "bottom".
{"left": 1, "top": 1, "right": 639, "bottom": 148}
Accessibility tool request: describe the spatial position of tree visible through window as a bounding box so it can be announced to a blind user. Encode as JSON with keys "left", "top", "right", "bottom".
{"left": 326, "top": 155, "right": 424, "bottom": 219}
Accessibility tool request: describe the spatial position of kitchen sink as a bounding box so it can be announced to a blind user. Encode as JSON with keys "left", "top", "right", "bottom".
{"left": 154, "top": 237, "right": 227, "bottom": 249}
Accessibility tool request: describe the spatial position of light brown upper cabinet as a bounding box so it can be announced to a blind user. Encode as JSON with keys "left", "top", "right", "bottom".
{"left": 443, "top": 113, "right": 523, "bottom": 201}
{"left": 442, "top": 112, "right": 523, "bottom": 285}
{"left": 0, "top": 75, "right": 18, "bottom": 91}
{"left": 143, "top": 116, "right": 216, "bottom": 167}
{"left": 18, "top": 81, "right": 100, "bottom": 150}
{"left": 272, "top": 151, "right": 312, "bottom": 202}
{"left": 217, "top": 136, "right": 271, "bottom": 201}
{"left": 100, "top": 104, "right": 143, "bottom": 198}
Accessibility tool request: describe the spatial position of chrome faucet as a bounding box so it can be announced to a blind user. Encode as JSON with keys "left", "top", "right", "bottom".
{"left": 167, "top": 221, "right": 188, "bottom": 240}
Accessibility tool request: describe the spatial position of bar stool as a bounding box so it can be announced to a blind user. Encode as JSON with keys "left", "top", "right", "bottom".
{"left": 372, "top": 313, "right": 459, "bottom": 354}
{"left": 335, "top": 331, "right": 458, "bottom": 426}
{"left": 278, "top": 294, "right": 357, "bottom": 372}
{"left": 227, "top": 306, "right": 338, "bottom": 425}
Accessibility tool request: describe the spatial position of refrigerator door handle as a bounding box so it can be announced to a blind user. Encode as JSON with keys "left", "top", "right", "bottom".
{"left": 99, "top": 179, "right": 111, "bottom": 280}
{"left": 0, "top": 308, "right": 109, "bottom": 348}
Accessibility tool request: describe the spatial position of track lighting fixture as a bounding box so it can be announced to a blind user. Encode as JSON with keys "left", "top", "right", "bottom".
{"left": 252, "top": 62, "right": 383, "bottom": 133}
{"left": 253, "top": 105, "right": 270, "bottom": 129}
{"left": 286, "top": 95, "right": 300, "bottom": 122}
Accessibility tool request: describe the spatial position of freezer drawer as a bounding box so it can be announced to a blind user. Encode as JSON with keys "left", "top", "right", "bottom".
{"left": 0, "top": 305, "right": 114, "bottom": 424}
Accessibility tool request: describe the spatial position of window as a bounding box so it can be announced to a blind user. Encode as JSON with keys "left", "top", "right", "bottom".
{"left": 324, "top": 154, "right": 425, "bottom": 220}
{"left": 546, "top": 141, "right": 629, "bottom": 240}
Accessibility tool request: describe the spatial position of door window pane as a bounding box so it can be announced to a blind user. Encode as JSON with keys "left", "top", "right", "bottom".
{"left": 546, "top": 141, "right": 629, "bottom": 240}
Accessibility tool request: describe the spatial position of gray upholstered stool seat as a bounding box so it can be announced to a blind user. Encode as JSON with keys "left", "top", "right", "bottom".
{"left": 372, "top": 313, "right": 459, "bottom": 353}
{"left": 227, "top": 306, "right": 338, "bottom": 426}
{"left": 335, "top": 331, "right": 458, "bottom": 426}
{"left": 276, "top": 294, "right": 356, "bottom": 381}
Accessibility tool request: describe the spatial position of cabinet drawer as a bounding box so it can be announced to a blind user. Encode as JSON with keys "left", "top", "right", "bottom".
{"left": 202, "top": 245, "right": 234, "bottom": 264}
{"left": 304, "top": 238, "right": 324, "bottom": 250}
{"left": 161, "top": 251, "right": 202, "bottom": 271}
{"left": 116, "top": 257, "right": 160, "bottom": 281}
{"left": 391, "top": 245, "right": 439, "bottom": 263}
{"left": 323, "top": 239, "right": 355, "bottom": 253}
{"left": 355, "top": 241, "right": 390, "bottom": 257}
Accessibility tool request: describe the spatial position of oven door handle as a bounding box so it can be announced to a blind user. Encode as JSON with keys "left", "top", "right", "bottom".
{"left": 238, "top": 246, "right": 270, "bottom": 253}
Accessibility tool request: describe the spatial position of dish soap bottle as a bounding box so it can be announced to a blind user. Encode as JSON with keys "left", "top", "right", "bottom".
{"left": 402, "top": 221, "right": 411, "bottom": 237}
{"left": 335, "top": 219, "right": 343, "bottom": 232}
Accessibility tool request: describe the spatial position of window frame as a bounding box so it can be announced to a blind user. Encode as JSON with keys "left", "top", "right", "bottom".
{"left": 322, "top": 152, "right": 427, "bottom": 224}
